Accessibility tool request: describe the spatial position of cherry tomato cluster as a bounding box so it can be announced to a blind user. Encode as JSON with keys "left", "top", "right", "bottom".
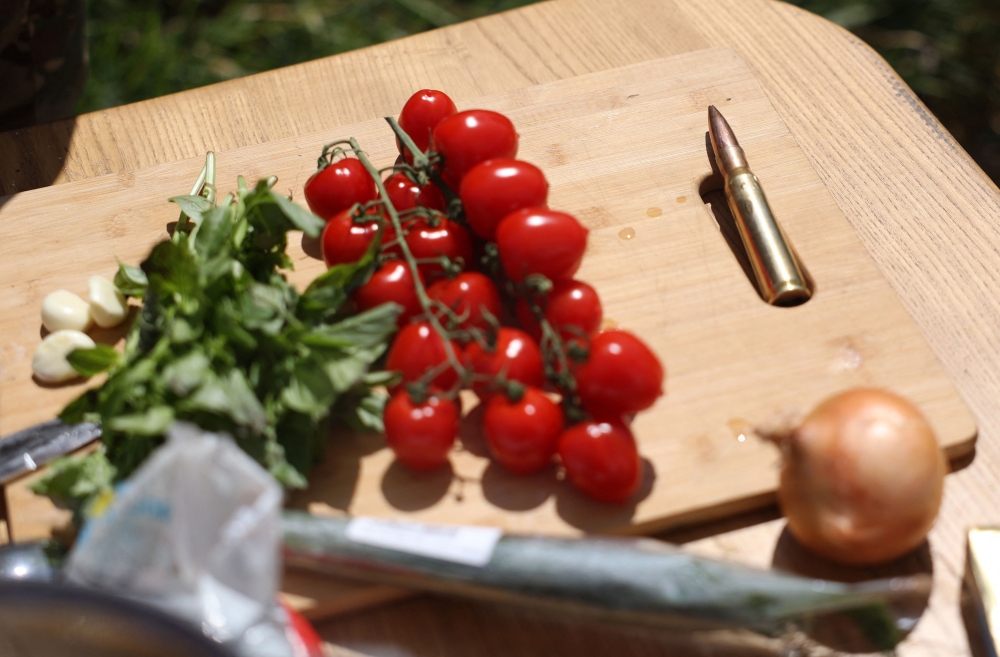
{"left": 303, "top": 90, "right": 665, "bottom": 504}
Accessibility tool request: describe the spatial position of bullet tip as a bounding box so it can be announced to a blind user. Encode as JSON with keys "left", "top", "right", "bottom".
{"left": 707, "top": 106, "right": 747, "bottom": 173}
{"left": 708, "top": 106, "right": 739, "bottom": 151}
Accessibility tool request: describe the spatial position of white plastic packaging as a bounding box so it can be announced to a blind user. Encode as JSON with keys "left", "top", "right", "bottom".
{"left": 66, "top": 423, "right": 296, "bottom": 657}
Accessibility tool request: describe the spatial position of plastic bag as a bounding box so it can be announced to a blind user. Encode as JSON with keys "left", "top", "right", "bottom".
{"left": 66, "top": 422, "right": 295, "bottom": 657}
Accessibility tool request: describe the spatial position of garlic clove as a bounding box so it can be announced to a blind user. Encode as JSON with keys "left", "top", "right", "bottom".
{"left": 41, "top": 290, "right": 93, "bottom": 333}
{"left": 32, "top": 330, "right": 96, "bottom": 383}
{"left": 88, "top": 276, "right": 128, "bottom": 328}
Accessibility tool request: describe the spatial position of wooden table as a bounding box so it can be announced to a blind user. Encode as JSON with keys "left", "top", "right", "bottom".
{"left": 2, "top": 0, "right": 998, "bottom": 654}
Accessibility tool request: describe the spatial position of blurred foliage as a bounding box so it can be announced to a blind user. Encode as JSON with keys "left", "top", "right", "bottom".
{"left": 78, "top": 0, "right": 999, "bottom": 182}
{"left": 76, "top": 0, "right": 536, "bottom": 112}
{"left": 787, "top": 0, "right": 1000, "bottom": 182}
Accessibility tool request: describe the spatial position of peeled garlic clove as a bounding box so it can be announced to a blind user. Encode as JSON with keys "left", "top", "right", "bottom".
{"left": 32, "top": 330, "right": 96, "bottom": 383}
{"left": 41, "top": 290, "right": 93, "bottom": 333}
{"left": 88, "top": 276, "right": 128, "bottom": 328}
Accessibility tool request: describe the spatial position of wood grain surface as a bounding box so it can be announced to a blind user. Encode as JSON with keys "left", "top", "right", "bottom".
{"left": 2, "top": 0, "right": 999, "bottom": 655}
{"left": 0, "top": 46, "right": 975, "bottom": 539}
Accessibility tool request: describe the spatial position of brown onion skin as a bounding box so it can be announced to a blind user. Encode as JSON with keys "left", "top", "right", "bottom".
{"left": 776, "top": 388, "right": 947, "bottom": 565}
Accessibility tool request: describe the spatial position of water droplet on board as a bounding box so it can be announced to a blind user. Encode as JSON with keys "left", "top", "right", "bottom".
{"left": 727, "top": 418, "right": 751, "bottom": 443}
{"left": 646, "top": 207, "right": 662, "bottom": 217}
{"left": 618, "top": 227, "right": 636, "bottom": 240}
{"left": 676, "top": 196, "right": 687, "bottom": 204}
{"left": 830, "top": 346, "right": 863, "bottom": 372}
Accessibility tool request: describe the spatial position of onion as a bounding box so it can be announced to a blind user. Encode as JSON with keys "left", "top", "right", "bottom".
{"left": 763, "top": 388, "right": 947, "bottom": 565}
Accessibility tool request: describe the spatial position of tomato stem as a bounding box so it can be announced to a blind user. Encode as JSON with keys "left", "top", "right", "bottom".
{"left": 316, "top": 140, "right": 355, "bottom": 171}
{"left": 385, "top": 117, "right": 430, "bottom": 171}
{"left": 349, "top": 137, "right": 468, "bottom": 391}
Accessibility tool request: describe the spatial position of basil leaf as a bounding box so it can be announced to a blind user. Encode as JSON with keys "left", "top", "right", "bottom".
{"left": 268, "top": 191, "right": 325, "bottom": 237}
{"left": 59, "top": 388, "right": 100, "bottom": 425}
{"left": 108, "top": 406, "right": 175, "bottom": 436}
{"left": 162, "top": 349, "right": 211, "bottom": 396}
{"left": 194, "top": 204, "right": 233, "bottom": 258}
{"left": 354, "top": 391, "right": 388, "bottom": 433}
{"left": 325, "top": 345, "right": 387, "bottom": 392}
{"left": 67, "top": 345, "right": 120, "bottom": 377}
{"left": 282, "top": 363, "right": 338, "bottom": 420}
{"left": 184, "top": 370, "right": 268, "bottom": 433}
{"left": 114, "top": 261, "right": 148, "bottom": 298}
{"left": 297, "top": 240, "right": 381, "bottom": 322}
{"left": 169, "top": 194, "right": 213, "bottom": 222}
{"left": 315, "top": 303, "right": 401, "bottom": 349}
{"left": 31, "top": 449, "right": 115, "bottom": 501}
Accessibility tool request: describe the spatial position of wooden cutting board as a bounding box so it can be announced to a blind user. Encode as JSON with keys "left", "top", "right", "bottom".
{"left": 0, "top": 46, "right": 976, "bottom": 614}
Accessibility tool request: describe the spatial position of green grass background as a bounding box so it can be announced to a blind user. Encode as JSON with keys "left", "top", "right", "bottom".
{"left": 78, "top": 0, "right": 999, "bottom": 182}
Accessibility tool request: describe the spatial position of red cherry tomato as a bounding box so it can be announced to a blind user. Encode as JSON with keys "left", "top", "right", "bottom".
{"left": 483, "top": 387, "right": 564, "bottom": 475}
{"left": 431, "top": 110, "right": 518, "bottom": 187}
{"left": 384, "top": 392, "right": 459, "bottom": 470}
{"left": 386, "top": 322, "right": 460, "bottom": 392}
{"left": 427, "top": 273, "right": 502, "bottom": 331}
{"left": 320, "top": 209, "right": 381, "bottom": 268}
{"left": 558, "top": 420, "right": 641, "bottom": 503}
{"left": 303, "top": 158, "right": 377, "bottom": 220}
{"left": 397, "top": 89, "right": 458, "bottom": 158}
{"left": 459, "top": 159, "right": 548, "bottom": 240}
{"left": 575, "top": 330, "right": 664, "bottom": 417}
{"left": 393, "top": 217, "right": 474, "bottom": 281}
{"left": 383, "top": 172, "right": 446, "bottom": 213}
{"left": 515, "top": 279, "right": 603, "bottom": 342}
{"left": 465, "top": 328, "right": 545, "bottom": 399}
{"left": 495, "top": 208, "right": 588, "bottom": 283}
{"left": 279, "top": 600, "right": 324, "bottom": 657}
{"left": 354, "top": 261, "right": 423, "bottom": 326}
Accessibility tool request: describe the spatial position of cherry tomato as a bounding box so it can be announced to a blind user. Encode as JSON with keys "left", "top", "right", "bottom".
{"left": 495, "top": 208, "right": 588, "bottom": 283}
{"left": 384, "top": 392, "right": 459, "bottom": 470}
{"left": 303, "top": 158, "right": 377, "bottom": 220}
{"left": 279, "top": 600, "right": 324, "bottom": 657}
{"left": 427, "top": 273, "right": 502, "bottom": 331}
{"left": 397, "top": 89, "right": 458, "bottom": 159}
{"left": 320, "top": 209, "right": 381, "bottom": 268}
{"left": 465, "top": 328, "right": 545, "bottom": 399}
{"left": 515, "top": 279, "right": 603, "bottom": 342}
{"left": 459, "top": 159, "right": 548, "bottom": 240}
{"left": 391, "top": 217, "right": 474, "bottom": 281}
{"left": 386, "top": 322, "right": 460, "bottom": 392}
{"left": 575, "top": 330, "right": 664, "bottom": 417}
{"left": 431, "top": 110, "right": 518, "bottom": 187}
{"left": 354, "top": 261, "right": 423, "bottom": 326}
{"left": 383, "top": 172, "right": 447, "bottom": 213}
{"left": 558, "top": 420, "right": 641, "bottom": 504}
{"left": 483, "top": 387, "right": 564, "bottom": 475}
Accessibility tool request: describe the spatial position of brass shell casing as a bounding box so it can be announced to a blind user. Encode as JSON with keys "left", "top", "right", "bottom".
{"left": 708, "top": 105, "right": 811, "bottom": 306}
{"left": 724, "top": 169, "right": 811, "bottom": 306}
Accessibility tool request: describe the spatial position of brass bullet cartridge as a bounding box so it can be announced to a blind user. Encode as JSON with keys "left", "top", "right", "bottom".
{"left": 708, "top": 106, "right": 811, "bottom": 306}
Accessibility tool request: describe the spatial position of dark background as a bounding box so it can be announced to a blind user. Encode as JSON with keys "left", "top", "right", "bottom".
{"left": 65, "top": 0, "right": 1000, "bottom": 185}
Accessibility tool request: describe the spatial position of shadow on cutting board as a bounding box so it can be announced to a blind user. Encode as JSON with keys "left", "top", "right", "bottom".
{"left": 0, "top": 117, "right": 77, "bottom": 212}
{"left": 770, "top": 527, "right": 933, "bottom": 653}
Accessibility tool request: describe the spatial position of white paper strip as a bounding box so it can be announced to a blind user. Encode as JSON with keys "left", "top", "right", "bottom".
{"left": 345, "top": 517, "right": 503, "bottom": 567}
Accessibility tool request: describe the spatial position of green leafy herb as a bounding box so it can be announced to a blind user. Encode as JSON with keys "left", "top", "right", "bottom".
{"left": 66, "top": 344, "right": 120, "bottom": 377}
{"left": 36, "top": 162, "right": 398, "bottom": 510}
{"left": 32, "top": 449, "right": 116, "bottom": 510}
